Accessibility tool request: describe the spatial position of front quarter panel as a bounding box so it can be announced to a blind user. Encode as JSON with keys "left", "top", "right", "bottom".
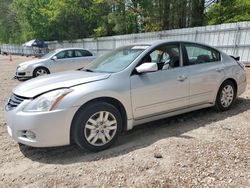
{"left": 17, "top": 59, "right": 50, "bottom": 77}
{"left": 55, "top": 74, "right": 133, "bottom": 120}
{"left": 32, "top": 59, "right": 51, "bottom": 72}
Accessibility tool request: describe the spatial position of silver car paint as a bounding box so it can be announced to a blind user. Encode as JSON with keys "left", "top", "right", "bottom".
{"left": 5, "top": 100, "right": 79, "bottom": 147}
{"left": 13, "top": 71, "right": 111, "bottom": 98}
{"left": 16, "top": 48, "right": 95, "bottom": 78}
{"left": 5, "top": 40, "right": 247, "bottom": 147}
{"left": 131, "top": 66, "right": 189, "bottom": 119}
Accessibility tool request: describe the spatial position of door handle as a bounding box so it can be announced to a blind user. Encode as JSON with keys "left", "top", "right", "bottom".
{"left": 216, "top": 67, "right": 225, "bottom": 72}
{"left": 177, "top": 75, "right": 187, "bottom": 82}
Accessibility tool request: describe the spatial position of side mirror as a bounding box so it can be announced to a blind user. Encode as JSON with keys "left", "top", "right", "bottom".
{"left": 52, "top": 56, "right": 57, "bottom": 61}
{"left": 135, "top": 63, "right": 158, "bottom": 74}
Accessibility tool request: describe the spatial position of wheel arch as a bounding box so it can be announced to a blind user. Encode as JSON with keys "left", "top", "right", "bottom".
{"left": 70, "top": 97, "right": 128, "bottom": 144}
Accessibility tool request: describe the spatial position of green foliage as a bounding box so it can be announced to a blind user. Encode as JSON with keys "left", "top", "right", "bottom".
{"left": 12, "top": 0, "right": 95, "bottom": 41}
{"left": 206, "top": 0, "right": 250, "bottom": 25}
{"left": 0, "top": 0, "right": 249, "bottom": 44}
{"left": 0, "top": 0, "right": 22, "bottom": 43}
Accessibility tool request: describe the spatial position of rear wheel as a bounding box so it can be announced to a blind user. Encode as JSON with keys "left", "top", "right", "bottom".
{"left": 215, "top": 80, "right": 236, "bottom": 111}
{"left": 72, "top": 102, "right": 123, "bottom": 152}
{"left": 33, "top": 67, "right": 49, "bottom": 77}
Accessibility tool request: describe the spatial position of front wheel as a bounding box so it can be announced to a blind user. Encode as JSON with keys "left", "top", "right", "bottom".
{"left": 215, "top": 80, "right": 236, "bottom": 111}
{"left": 72, "top": 102, "right": 123, "bottom": 152}
{"left": 33, "top": 67, "right": 49, "bottom": 77}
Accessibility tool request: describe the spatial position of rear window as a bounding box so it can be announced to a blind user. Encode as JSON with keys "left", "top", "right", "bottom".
{"left": 184, "top": 44, "right": 221, "bottom": 66}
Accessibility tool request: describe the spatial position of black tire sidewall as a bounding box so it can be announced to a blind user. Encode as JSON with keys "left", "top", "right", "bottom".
{"left": 216, "top": 80, "right": 236, "bottom": 111}
{"left": 72, "top": 102, "right": 123, "bottom": 152}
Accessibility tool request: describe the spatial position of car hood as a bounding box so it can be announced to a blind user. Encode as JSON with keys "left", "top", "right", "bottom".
{"left": 13, "top": 71, "right": 111, "bottom": 98}
{"left": 18, "top": 58, "right": 46, "bottom": 66}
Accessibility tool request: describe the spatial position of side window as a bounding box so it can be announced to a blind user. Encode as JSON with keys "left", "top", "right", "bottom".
{"left": 56, "top": 51, "right": 67, "bottom": 59}
{"left": 140, "top": 44, "right": 180, "bottom": 70}
{"left": 82, "top": 50, "right": 93, "bottom": 57}
{"left": 56, "top": 50, "right": 74, "bottom": 59}
{"left": 67, "top": 50, "right": 74, "bottom": 58}
{"left": 74, "top": 50, "right": 93, "bottom": 57}
{"left": 75, "top": 50, "right": 83, "bottom": 57}
{"left": 148, "top": 50, "right": 159, "bottom": 62}
{"left": 184, "top": 44, "right": 221, "bottom": 66}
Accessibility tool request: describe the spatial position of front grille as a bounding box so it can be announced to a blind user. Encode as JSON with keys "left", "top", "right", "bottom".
{"left": 6, "top": 94, "right": 26, "bottom": 111}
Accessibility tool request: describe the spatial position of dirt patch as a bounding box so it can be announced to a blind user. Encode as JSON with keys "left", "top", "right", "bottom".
{"left": 0, "top": 55, "right": 249, "bottom": 187}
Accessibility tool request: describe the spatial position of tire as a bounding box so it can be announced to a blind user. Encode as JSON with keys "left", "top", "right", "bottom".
{"left": 72, "top": 102, "right": 123, "bottom": 152}
{"left": 33, "top": 67, "right": 49, "bottom": 77}
{"left": 215, "top": 80, "right": 236, "bottom": 111}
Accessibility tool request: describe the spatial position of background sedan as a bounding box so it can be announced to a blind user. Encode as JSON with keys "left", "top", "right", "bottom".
{"left": 15, "top": 48, "right": 96, "bottom": 80}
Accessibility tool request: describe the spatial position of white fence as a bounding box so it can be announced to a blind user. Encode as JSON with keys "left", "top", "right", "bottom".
{"left": 0, "top": 45, "right": 48, "bottom": 57}
{"left": 1, "top": 21, "right": 250, "bottom": 65}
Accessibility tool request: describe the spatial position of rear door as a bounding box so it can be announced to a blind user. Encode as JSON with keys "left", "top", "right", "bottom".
{"left": 182, "top": 43, "right": 225, "bottom": 105}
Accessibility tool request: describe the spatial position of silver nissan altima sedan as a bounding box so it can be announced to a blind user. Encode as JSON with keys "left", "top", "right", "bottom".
{"left": 4, "top": 40, "right": 247, "bottom": 151}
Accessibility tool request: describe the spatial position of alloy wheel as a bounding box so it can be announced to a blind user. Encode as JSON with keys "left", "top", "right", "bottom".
{"left": 35, "top": 69, "right": 48, "bottom": 77}
{"left": 220, "top": 85, "right": 234, "bottom": 107}
{"left": 84, "top": 111, "right": 117, "bottom": 146}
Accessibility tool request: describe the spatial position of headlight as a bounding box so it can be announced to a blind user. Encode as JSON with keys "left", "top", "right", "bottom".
{"left": 18, "top": 64, "right": 29, "bottom": 71}
{"left": 23, "top": 89, "right": 73, "bottom": 112}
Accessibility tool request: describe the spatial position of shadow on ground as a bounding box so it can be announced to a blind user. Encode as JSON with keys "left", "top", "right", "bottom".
{"left": 19, "top": 97, "right": 250, "bottom": 164}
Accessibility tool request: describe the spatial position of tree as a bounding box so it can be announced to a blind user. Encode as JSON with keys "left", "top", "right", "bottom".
{"left": 206, "top": 0, "right": 250, "bottom": 25}
{"left": 12, "top": 0, "right": 97, "bottom": 41}
{"left": 191, "top": 0, "right": 205, "bottom": 26}
{"left": 0, "top": 0, "right": 21, "bottom": 43}
{"left": 4, "top": 0, "right": 246, "bottom": 43}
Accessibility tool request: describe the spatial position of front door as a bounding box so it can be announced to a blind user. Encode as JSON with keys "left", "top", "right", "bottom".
{"left": 130, "top": 43, "right": 189, "bottom": 120}
{"left": 50, "top": 50, "right": 78, "bottom": 72}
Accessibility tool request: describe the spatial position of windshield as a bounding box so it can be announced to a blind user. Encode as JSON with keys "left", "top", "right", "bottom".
{"left": 85, "top": 45, "right": 149, "bottom": 73}
{"left": 40, "top": 50, "right": 57, "bottom": 59}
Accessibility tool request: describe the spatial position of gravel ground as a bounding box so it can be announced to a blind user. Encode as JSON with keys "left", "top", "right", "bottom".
{"left": 0, "top": 55, "right": 249, "bottom": 187}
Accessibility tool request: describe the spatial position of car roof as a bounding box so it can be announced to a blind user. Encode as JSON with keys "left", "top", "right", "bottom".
{"left": 55, "top": 48, "right": 90, "bottom": 52}
{"left": 126, "top": 40, "right": 219, "bottom": 52}
{"left": 130, "top": 40, "right": 209, "bottom": 46}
